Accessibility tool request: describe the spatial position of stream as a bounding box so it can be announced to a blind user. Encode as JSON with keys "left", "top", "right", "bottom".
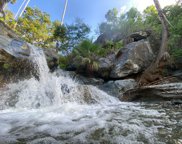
{"left": 0, "top": 45, "right": 181, "bottom": 144}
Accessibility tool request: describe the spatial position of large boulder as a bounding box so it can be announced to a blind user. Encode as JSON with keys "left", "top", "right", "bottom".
{"left": 97, "top": 53, "right": 115, "bottom": 78}
{"left": 94, "top": 32, "right": 122, "bottom": 46}
{"left": 123, "top": 30, "right": 151, "bottom": 45}
{"left": 0, "top": 21, "right": 59, "bottom": 72}
{"left": 94, "top": 33, "right": 111, "bottom": 45}
{"left": 99, "top": 79, "right": 137, "bottom": 98}
{"left": 0, "top": 35, "right": 36, "bottom": 86}
{"left": 66, "top": 54, "right": 114, "bottom": 79}
{"left": 110, "top": 40, "right": 154, "bottom": 78}
{"left": 0, "top": 35, "right": 30, "bottom": 58}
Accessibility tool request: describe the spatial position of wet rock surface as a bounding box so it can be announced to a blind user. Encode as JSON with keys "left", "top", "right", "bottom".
{"left": 0, "top": 35, "right": 35, "bottom": 86}
{"left": 0, "top": 23, "right": 59, "bottom": 87}
{"left": 43, "top": 48, "right": 59, "bottom": 71}
{"left": 0, "top": 35, "right": 31, "bottom": 58}
{"left": 121, "top": 83, "right": 182, "bottom": 102}
{"left": 0, "top": 23, "right": 181, "bottom": 144}
{"left": 71, "top": 31, "right": 154, "bottom": 80}
{"left": 67, "top": 40, "right": 154, "bottom": 80}
{"left": 55, "top": 69, "right": 104, "bottom": 85}
{"left": 99, "top": 79, "right": 137, "bottom": 98}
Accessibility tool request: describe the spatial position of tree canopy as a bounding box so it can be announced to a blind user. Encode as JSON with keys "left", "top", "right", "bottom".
{"left": 15, "top": 7, "right": 52, "bottom": 47}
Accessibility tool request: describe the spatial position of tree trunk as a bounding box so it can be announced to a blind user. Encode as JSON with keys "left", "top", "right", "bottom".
{"left": 139, "top": 0, "right": 170, "bottom": 85}
{"left": 153, "top": 0, "right": 169, "bottom": 65}
{"left": 0, "top": 0, "right": 7, "bottom": 19}
{"left": 61, "top": 0, "right": 68, "bottom": 25}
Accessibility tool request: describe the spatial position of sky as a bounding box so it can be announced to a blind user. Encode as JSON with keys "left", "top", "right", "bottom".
{"left": 8, "top": 0, "right": 176, "bottom": 36}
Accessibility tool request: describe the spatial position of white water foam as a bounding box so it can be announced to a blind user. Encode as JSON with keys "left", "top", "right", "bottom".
{"left": 0, "top": 45, "right": 180, "bottom": 144}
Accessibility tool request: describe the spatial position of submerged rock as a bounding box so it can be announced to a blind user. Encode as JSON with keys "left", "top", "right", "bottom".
{"left": 99, "top": 79, "right": 137, "bottom": 98}
{"left": 28, "top": 137, "right": 59, "bottom": 144}
{"left": 55, "top": 69, "right": 104, "bottom": 85}
{"left": 121, "top": 83, "right": 182, "bottom": 101}
{"left": 110, "top": 40, "right": 154, "bottom": 78}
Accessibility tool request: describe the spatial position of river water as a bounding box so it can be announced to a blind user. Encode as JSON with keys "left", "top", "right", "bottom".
{"left": 0, "top": 46, "right": 181, "bottom": 144}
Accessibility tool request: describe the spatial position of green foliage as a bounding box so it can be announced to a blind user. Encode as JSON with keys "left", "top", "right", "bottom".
{"left": 0, "top": 10, "right": 17, "bottom": 28}
{"left": 99, "top": 7, "right": 143, "bottom": 38}
{"left": 99, "top": 8, "right": 119, "bottom": 35}
{"left": 53, "top": 19, "right": 90, "bottom": 54}
{"left": 171, "top": 48, "right": 182, "bottom": 59}
{"left": 103, "top": 40, "right": 123, "bottom": 54}
{"left": 60, "top": 39, "right": 123, "bottom": 71}
{"left": 73, "top": 40, "right": 102, "bottom": 57}
{"left": 59, "top": 56, "right": 70, "bottom": 69}
{"left": 53, "top": 24, "right": 67, "bottom": 43}
{"left": 163, "top": 5, "right": 182, "bottom": 60}
{"left": 99, "top": 5, "right": 182, "bottom": 62}
{"left": 16, "top": 7, "right": 52, "bottom": 47}
{"left": 10, "top": 0, "right": 17, "bottom": 4}
{"left": 126, "top": 7, "right": 141, "bottom": 20}
{"left": 3, "top": 63, "right": 10, "bottom": 69}
{"left": 2, "top": 3, "right": 182, "bottom": 70}
{"left": 143, "top": 6, "right": 161, "bottom": 37}
{"left": 143, "top": 5, "right": 182, "bottom": 60}
{"left": 105, "top": 8, "right": 118, "bottom": 23}
{"left": 59, "top": 40, "right": 102, "bottom": 71}
{"left": 99, "top": 23, "right": 112, "bottom": 34}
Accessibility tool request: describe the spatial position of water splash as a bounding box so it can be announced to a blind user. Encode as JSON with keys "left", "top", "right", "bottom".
{"left": 0, "top": 45, "right": 181, "bottom": 144}
{"left": 0, "top": 45, "right": 119, "bottom": 109}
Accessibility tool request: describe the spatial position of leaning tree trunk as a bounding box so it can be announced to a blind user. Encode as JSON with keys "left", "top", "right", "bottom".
{"left": 139, "top": 0, "right": 170, "bottom": 85}
{"left": 153, "top": 0, "right": 169, "bottom": 65}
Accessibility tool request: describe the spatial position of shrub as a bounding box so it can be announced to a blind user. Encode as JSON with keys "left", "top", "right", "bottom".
{"left": 59, "top": 56, "right": 70, "bottom": 69}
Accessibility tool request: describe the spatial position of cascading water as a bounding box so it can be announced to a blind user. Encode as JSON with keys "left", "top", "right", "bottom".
{"left": 0, "top": 45, "right": 181, "bottom": 144}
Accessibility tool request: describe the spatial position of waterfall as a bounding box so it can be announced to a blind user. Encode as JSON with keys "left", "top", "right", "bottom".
{"left": 0, "top": 45, "right": 180, "bottom": 144}
{"left": 0, "top": 45, "right": 119, "bottom": 110}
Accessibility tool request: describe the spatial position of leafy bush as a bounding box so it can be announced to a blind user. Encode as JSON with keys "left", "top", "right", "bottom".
{"left": 58, "top": 38, "right": 124, "bottom": 70}
{"left": 170, "top": 48, "right": 182, "bottom": 59}
{"left": 71, "top": 40, "right": 101, "bottom": 71}
{"left": 59, "top": 56, "right": 70, "bottom": 69}
{"left": 72, "top": 40, "right": 102, "bottom": 57}
{"left": 103, "top": 40, "right": 123, "bottom": 53}
{"left": 166, "top": 5, "right": 182, "bottom": 60}
{"left": 3, "top": 63, "right": 10, "bottom": 69}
